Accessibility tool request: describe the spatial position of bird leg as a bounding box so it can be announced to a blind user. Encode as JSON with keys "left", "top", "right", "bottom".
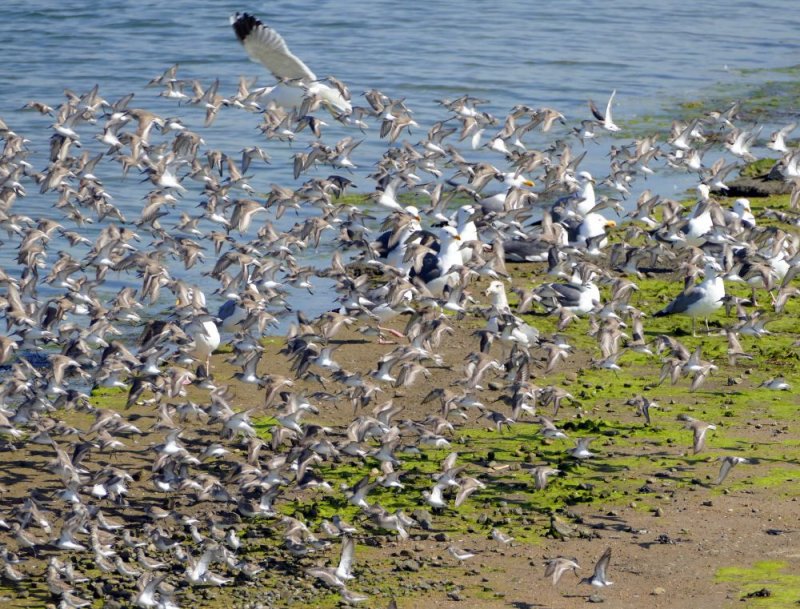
{"left": 199, "top": 356, "right": 212, "bottom": 378}
{"left": 377, "top": 326, "right": 405, "bottom": 344}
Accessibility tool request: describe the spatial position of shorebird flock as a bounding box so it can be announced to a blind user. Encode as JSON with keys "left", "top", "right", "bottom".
{"left": 0, "top": 10, "right": 798, "bottom": 609}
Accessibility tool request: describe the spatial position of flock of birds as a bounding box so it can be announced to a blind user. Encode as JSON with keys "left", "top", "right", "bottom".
{"left": 0, "top": 10, "right": 798, "bottom": 609}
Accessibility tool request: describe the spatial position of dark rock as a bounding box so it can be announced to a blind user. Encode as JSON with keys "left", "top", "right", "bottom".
{"left": 396, "top": 559, "right": 420, "bottom": 572}
{"left": 712, "top": 170, "right": 792, "bottom": 197}
{"left": 413, "top": 508, "right": 433, "bottom": 530}
{"left": 742, "top": 588, "right": 771, "bottom": 599}
{"left": 656, "top": 533, "right": 674, "bottom": 544}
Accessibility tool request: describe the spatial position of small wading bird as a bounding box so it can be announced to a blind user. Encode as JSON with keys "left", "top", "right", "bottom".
{"left": 715, "top": 456, "right": 748, "bottom": 485}
{"left": 580, "top": 547, "right": 613, "bottom": 587}
{"left": 545, "top": 556, "right": 581, "bottom": 584}
{"left": 681, "top": 415, "right": 717, "bottom": 454}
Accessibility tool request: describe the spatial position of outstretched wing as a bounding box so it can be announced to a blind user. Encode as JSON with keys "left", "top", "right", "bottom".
{"left": 588, "top": 99, "right": 605, "bottom": 122}
{"left": 716, "top": 457, "right": 734, "bottom": 485}
{"left": 604, "top": 90, "right": 616, "bottom": 123}
{"left": 336, "top": 535, "right": 354, "bottom": 580}
{"left": 231, "top": 12, "right": 316, "bottom": 82}
{"left": 594, "top": 546, "right": 612, "bottom": 581}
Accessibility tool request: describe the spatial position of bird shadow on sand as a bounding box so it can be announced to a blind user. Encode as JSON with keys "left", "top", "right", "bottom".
{"left": 637, "top": 534, "right": 690, "bottom": 549}
{"left": 558, "top": 461, "right": 629, "bottom": 475}
{"left": 0, "top": 465, "right": 41, "bottom": 488}
{"left": 329, "top": 338, "right": 371, "bottom": 345}
{"left": 558, "top": 592, "right": 593, "bottom": 600}
{"left": 586, "top": 512, "right": 630, "bottom": 529}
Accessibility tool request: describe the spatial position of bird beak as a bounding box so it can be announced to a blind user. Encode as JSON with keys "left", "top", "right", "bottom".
{"left": 523, "top": 179, "right": 535, "bottom": 187}
{"left": 605, "top": 220, "right": 617, "bottom": 228}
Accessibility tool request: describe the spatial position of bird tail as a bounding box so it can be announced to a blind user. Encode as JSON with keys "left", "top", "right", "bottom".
{"left": 653, "top": 305, "right": 670, "bottom": 318}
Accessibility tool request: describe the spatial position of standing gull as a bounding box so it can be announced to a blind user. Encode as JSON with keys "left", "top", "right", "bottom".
{"left": 411, "top": 225, "right": 463, "bottom": 297}
{"left": 183, "top": 313, "right": 221, "bottom": 377}
{"left": 654, "top": 257, "right": 725, "bottom": 336}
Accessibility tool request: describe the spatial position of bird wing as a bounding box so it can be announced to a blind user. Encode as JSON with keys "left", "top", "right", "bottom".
{"left": 454, "top": 476, "right": 482, "bottom": 507}
{"left": 413, "top": 250, "right": 444, "bottom": 283}
{"left": 231, "top": 13, "right": 316, "bottom": 82}
{"left": 715, "top": 457, "right": 734, "bottom": 485}
{"left": 544, "top": 558, "right": 561, "bottom": 581}
{"left": 661, "top": 285, "right": 705, "bottom": 316}
{"left": 692, "top": 423, "right": 708, "bottom": 452}
{"left": 336, "top": 536, "right": 354, "bottom": 579}
{"left": 550, "top": 283, "right": 583, "bottom": 308}
{"left": 594, "top": 546, "right": 611, "bottom": 581}
{"left": 588, "top": 99, "right": 605, "bottom": 122}
{"left": 545, "top": 558, "right": 577, "bottom": 584}
{"left": 604, "top": 90, "right": 616, "bottom": 124}
{"left": 442, "top": 451, "right": 459, "bottom": 471}
{"left": 779, "top": 121, "right": 797, "bottom": 136}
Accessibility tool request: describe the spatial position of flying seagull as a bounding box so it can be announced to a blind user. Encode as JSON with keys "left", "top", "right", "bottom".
{"left": 231, "top": 12, "right": 352, "bottom": 117}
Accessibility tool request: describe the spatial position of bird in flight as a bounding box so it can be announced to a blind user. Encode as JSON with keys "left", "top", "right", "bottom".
{"left": 588, "top": 90, "right": 620, "bottom": 132}
{"left": 231, "top": 12, "right": 352, "bottom": 117}
{"left": 580, "top": 547, "right": 614, "bottom": 587}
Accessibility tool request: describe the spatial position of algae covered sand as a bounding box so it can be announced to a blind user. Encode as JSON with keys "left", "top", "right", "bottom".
{"left": 2, "top": 189, "right": 799, "bottom": 609}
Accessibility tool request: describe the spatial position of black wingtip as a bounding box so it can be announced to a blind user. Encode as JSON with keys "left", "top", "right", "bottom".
{"left": 588, "top": 99, "right": 604, "bottom": 122}
{"left": 230, "top": 12, "right": 261, "bottom": 43}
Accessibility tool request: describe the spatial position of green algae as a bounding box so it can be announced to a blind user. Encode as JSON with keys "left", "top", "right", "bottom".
{"left": 0, "top": 584, "right": 48, "bottom": 609}
{"left": 739, "top": 158, "right": 778, "bottom": 179}
{"left": 716, "top": 561, "right": 800, "bottom": 608}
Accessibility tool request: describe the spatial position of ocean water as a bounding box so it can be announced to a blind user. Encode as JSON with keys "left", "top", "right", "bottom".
{"left": 4, "top": 1, "right": 798, "bottom": 123}
{"left": 1, "top": 0, "right": 799, "bottom": 322}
